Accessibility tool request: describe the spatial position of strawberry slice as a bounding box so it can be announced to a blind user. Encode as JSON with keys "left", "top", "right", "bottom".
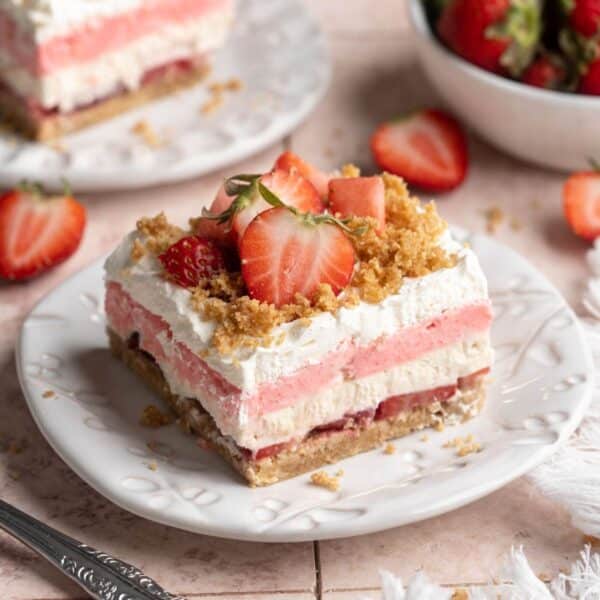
{"left": 370, "top": 109, "right": 468, "bottom": 192}
{"left": 563, "top": 171, "right": 600, "bottom": 241}
{"left": 240, "top": 207, "right": 355, "bottom": 307}
{"left": 0, "top": 186, "right": 86, "bottom": 281}
{"left": 210, "top": 169, "right": 323, "bottom": 245}
{"left": 158, "top": 235, "right": 225, "bottom": 287}
{"left": 328, "top": 176, "right": 386, "bottom": 233}
{"left": 274, "top": 151, "right": 330, "bottom": 200}
{"left": 193, "top": 184, "right": 235, "bottom": 246}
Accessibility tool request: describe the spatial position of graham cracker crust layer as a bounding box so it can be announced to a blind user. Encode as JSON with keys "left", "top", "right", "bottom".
{"left": 108, "top": 328, "right": 487, "bottom": 487}
{"left": 0, "top": 62, "right": 210, "bottom": 141}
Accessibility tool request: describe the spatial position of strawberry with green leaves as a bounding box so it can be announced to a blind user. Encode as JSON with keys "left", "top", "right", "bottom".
{"left": 0, "top": 182, "right": 86, "bottom": 281}
{"left": 437, "top": 0, "right": 542, "bottom": 77}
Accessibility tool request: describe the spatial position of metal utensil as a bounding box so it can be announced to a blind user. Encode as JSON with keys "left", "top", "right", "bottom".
{"left": 0, "top": 499, "right": 186, "bottom": 599}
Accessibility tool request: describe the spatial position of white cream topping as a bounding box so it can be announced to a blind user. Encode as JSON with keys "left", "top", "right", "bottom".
{"left": 104, "top": 228, "right": 490, "bottom": 393}
{"left": 0, "top": 9, "right": 233, "bottom": 111}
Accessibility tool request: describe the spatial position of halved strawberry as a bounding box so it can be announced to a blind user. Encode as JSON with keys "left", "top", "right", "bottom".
{"left": 328, "top": 176, "right": 386, "bottom": 233}
{"left": 193, "top": 184, "right": 235, "bottom": 246}
{"left": 0, "top": 185, "right": 86, "bottom": 281}
{"left": 240, "top": 207, "right": 355, "bottom": 307}
{"left": 370, "top": 109, "right": 468, "bottom": 192}
{"left": 158, "top": 235, "right": 225, "bottom": 287}
{"left": 210, "top": 170, "right": 323, "bottom": 245}
{"left": 274, "top": 151, "right": 330, "bottom": 201}
{"left": 563, "top": 171, "right": 600, "bottom": 241}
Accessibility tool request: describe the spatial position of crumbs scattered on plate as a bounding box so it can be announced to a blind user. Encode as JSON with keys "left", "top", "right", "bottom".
{"left": 383, "top": 443, "right": 396, "bottom": 455}
{"left": 140, "top": 405, "right": 173, "bottom": 428}
{"left": 42, "top": 389, "right": 55, "bottom": 398}
{"left": 131, "top": 120, "right": 163, "bottom": 147}
{"left": 310, "top": 470, "right": 343, "bottom": 491}
{"left": 443, "top": 434, "right": 482, "bottom": 457}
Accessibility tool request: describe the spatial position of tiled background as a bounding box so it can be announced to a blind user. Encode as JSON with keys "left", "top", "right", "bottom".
{"left": 0, "top": 0, "right": 592, "bottom": 597}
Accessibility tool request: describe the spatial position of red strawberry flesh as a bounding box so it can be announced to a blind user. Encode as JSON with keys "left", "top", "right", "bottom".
{"left": 274, "top": 151, "right": 330, "bottom": 200}
{"left": 240, "top": 207, "right": 355, "bottom": 307}
{"left": 159, "top": 235, "right": 225, "bottom": 288}
{"left": 0, "top": 190, "right": 86, "bottom": 281}
{"left": 328, "top": 176, "right": 386, "bottom": 233}
{"left": 563, "top": 172, "right": 600, "bottom": 241}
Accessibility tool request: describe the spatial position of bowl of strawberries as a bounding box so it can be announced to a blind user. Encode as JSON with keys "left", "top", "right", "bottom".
{"left": 409, "top": 0, "right": 600, "bottom": 171}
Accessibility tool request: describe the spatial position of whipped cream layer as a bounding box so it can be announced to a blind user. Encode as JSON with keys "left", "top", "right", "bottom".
{"left": 105, "top": 229, "right": 490, "bottom": 393}
{"left": 0, "top": 5, "right": 232, "bottom": 111}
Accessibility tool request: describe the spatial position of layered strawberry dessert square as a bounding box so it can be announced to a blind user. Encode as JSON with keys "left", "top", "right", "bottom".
{"left": 104, "top": 152, "right": 493, "bottom": 486}
{"left": 0, "top": 0, "right": 234, "bottom": 140}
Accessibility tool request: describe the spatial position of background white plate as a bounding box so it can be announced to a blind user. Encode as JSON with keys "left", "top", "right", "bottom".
{"left": 0, "top": 0, "right": 330, "bottom": 192}
{"left": 17, "top": 230, "right": 593, "bottom": 542}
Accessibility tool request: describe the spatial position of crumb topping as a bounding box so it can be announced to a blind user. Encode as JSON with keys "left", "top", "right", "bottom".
{"left": 42, "top": 389, "right": 55, "bottom": 398}
{"left": 383, "top": 443, "right": 396, "bottom": 455}
{"left": 451, "top": 589, "right": 469, "bottom": 600}
{"left": 140, "top": 405, "right": 174, "bottom": 428}
{"left": 310, "top": 470, "right": 342, "bottom": 491}
{"left": 132, "top": 120, "right": 162, "bottom": 147}
{"left": 133, "top": 171, "right": 457, "bottom": 355}
{"left": 443, "top": 434, "right": 482, "bottom": 457}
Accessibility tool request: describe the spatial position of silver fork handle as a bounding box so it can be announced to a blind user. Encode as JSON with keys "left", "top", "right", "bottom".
{"left": 0, "top": 499, "right": 185, "bottom": 600}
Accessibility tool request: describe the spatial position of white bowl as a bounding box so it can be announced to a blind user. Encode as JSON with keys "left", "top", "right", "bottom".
{"left": 409, "top": 0, "right": 600, "bottom": 172}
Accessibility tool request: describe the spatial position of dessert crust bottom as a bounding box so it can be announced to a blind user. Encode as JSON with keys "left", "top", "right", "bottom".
{"left": 108, "top": 328, "right": 487, "bottom": 487}
{"left": 0, "top": 62, "right": 210, "bottom": 141}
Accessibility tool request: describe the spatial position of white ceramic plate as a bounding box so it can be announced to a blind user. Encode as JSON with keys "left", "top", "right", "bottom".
{"left": 0, "top": 0, "right": 329, "bottom": 193}
{"left": 17, "top": 230, "right": 593, "bottom": 542}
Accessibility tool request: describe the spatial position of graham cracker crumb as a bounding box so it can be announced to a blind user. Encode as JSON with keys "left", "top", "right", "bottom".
{"left": 383, "top": 443, "right": 396, "bottom": 455}
{"left": 444, "top": 434, "right": 482, "bottom": 457}
{"left": 146, "top": 461, "right": 158, "bottom": 471}
{"left": 310, "top": 470, "right": 341, "bottom": 492}
{"left": 140, "top": 405, "right": 173, "bottom": 428}
{"left": 485, "top": 206, "right": 504, "bottom": 234}
{"left": 335, "top": 469, "right": 344, "bottom": 477}
{"left": 420, "top": 434, "right": 429, "bottom": 442}
{"left": 451, "top": 589, "right": 469, "bottom": 600}
{"left": 42, "top": 390, "right": 55, "bottom": 398}
{"left": 130, "top": 238, "right": 147, "bottom": 262}
{"left": 201, "top": 92, "right": 224, "bottom": 115}
{"left": 132, "top": 120, "right": 162, "bottom": 148}
{"left": 341, "top": 163, "right": 361, "bottom": 178}
{"left": 136, "top": 213, "right": 184, "bottom": 255}
{"left": 510, "top": 216, "right": 523, "bottom": 231}
{"left": 537, "top": 572, "right": 551, "bottom": 582}
{"left": 434, "top": 421, "right": 445, "bottom": 432}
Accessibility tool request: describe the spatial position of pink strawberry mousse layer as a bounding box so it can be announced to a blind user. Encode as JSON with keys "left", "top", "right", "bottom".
{"left": 105, "top": 281, "right": 492, "bottom": 420}
{"left": 0, "top": 0, "right": 232, "bottom": 75}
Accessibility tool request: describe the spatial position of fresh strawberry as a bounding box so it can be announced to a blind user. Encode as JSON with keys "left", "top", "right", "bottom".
{"left": 521, "top": 54, "right": 567, "bottom": 89}
{"left": 580, "top": 51, "right": 600, "bottom": 94}
{"left": 211, "top": 170, "right": 323, "bottom": 245}
{"left": 0, "top": 185, "right": 86, "bottom": 281}
{"left": 569, "top": 0, "right": 600, "bottom": 36}
{"left": 563, "top": 170, "right": 600, "bottom": 241}
{"left": 437, "top": 0, "right": 541, "bottom": 76}
{"left": 370, "top": 109, "right": 468, "bottom": 192}
{"left": 239, "top": 207, "right": 355, "bottom": 307}
{"left": 158, "top": 235, "right": 225, "bottom": 287}
{"left": 274, "top": 151, "right": 330, "bottom": 201}
{"left": 328, "top": 176, "right": 386, "bottom": 233}
{"left": 193, "top": 184, "right": 235, "bottom": 246}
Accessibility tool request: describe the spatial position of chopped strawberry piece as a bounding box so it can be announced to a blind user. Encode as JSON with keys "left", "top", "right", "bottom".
{"left": 0, "top": 187, "right": 86, "bottom": 281}
{"left": 158, "top": 235, "right": 225, "bottom": 288}
{"left": 328, "top": 176, "right": 386, "bottom": 233}
{"left": 239, "top": 207, "right": 355, "bottom": 307}
{"left": 193, "top": 184, "right": 235, "bottom": 247}
{"left": 260, "top": 169, "right": 323, "bottom": 214}
{"left": 274, "top": 151, "right": 330, "bottom": 201}
{"left": 375, "top": 385, "right": 456, "bottom": 420}
{"left": 570, "top": 0, "right": 600, "bottom": 36}
{"left": 563, "top": 171, "right": 600, "bottom": 241}
{"left": 370, "top": 109, "right": 468, "bottom": 192}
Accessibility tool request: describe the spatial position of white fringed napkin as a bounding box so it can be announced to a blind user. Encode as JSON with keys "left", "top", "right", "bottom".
{"left": 365, "top": 242, "right": 600, "bottom": 598}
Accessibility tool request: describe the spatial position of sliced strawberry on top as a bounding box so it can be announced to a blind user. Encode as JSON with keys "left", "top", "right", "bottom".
{"left": 240, "top": 207, "right": 355, "bottom": 307}
{"left": 158, "top": 235, "right": 225, "bottom": 288}
{"left": 563, "top": 171, "right": 600, "bottom": 241}
{"left": 328, "top": 176, "right": 386, "bottom": 233}
{"left": 0, "top": 186, "right": 86, "bottom": 281}
{"left": 260, "top": 169, "right": 323, "bottom": 214}
{"left": 370, "top": 109, "right": 468, "bottom": 192}
{"left": 193, "top": 184, "right": 235, "bottom": 246}
{"left": 210, "top": 169, "right": 324, "bottom": 245}
{"left": 274, "top": 151, "right": 330, "bottom": 201}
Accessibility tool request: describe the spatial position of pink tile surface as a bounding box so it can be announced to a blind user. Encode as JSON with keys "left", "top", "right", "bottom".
{"left": 0, "top": 0, "right": 593, "bottom": 597}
